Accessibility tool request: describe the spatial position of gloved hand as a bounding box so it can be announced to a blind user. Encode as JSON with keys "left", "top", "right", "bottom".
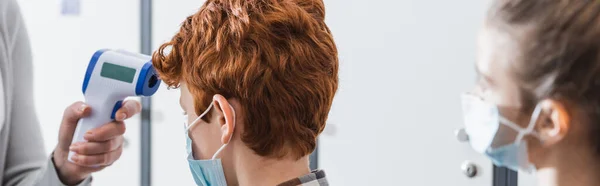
{"left": 52, "top": 100, "right": 141, "bottom": 185}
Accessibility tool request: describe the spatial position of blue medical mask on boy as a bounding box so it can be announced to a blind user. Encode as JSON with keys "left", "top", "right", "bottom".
{"left": 461, "top": 94, "right": 543, "bottom": 173}
{"left": 183, "top": 102, "right": 236, "bottom": 186}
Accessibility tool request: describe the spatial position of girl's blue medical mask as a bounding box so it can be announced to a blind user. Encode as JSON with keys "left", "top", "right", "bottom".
{"left": 183, "top": 102, "right": 236, "bottom": 186}
{"left": 461, "top": 94, "right": 543, "bottom": 173}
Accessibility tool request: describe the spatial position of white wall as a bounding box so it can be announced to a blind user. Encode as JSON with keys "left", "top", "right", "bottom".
{"left": 319, "top": 1, "right": 493, "bottom": 185}
{"left": 151, "top": 1, "right": 205, "bottom": 185}
{"left": 17, "top": 0, "right": 141, "bottom": 185}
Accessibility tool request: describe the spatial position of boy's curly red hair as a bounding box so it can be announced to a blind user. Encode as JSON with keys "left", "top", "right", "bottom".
{"left": 152, "top": 0, "right": 338, "bottom": 159}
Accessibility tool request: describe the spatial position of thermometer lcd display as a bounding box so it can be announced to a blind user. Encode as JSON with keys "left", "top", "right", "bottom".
{"left": 100, "top": 62, "right": 136, "bottom": 83}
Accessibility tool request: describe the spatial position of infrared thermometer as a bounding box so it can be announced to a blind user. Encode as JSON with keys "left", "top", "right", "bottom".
{"left": 68, "top": 49, "right": 161, "bottom": 162}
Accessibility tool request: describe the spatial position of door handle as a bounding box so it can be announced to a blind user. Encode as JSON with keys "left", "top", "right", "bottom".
{"left": 455, "top": 128, "right": 469, "bottom": 142}
{"left": 461, "top": 161, "right": 478, "bottom": 178}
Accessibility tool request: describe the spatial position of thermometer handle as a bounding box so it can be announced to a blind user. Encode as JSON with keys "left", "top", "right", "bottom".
{"left": 68, "top": 98, "right": 123, "bottom": 162}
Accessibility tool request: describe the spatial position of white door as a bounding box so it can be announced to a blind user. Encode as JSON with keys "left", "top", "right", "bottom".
{"left": 319, "top": 0, "right": 493, "bottom": 185}
{"left": 150, "top": 0, "right": 495, "bottom": 186}
{"left": 18, "top": 0, "right": 141, "bottom": 185}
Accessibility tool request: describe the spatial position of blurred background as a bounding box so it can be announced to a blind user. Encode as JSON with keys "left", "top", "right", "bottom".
{"left": 16, "top": 0, "right": 536, "bottom": 185}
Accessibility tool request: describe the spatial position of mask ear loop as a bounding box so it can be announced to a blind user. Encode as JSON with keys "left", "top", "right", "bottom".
{"left": 212, "top": 104, "right": 236, "bottom": 160}
{"left": 186, "top": 103, "right": 214, "bottom": 131}
{"left": 497, "top": 104, "right": 543, "bottom": 145}
{"left": 516, "top": 104, "right": 543, "bottom": 143}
